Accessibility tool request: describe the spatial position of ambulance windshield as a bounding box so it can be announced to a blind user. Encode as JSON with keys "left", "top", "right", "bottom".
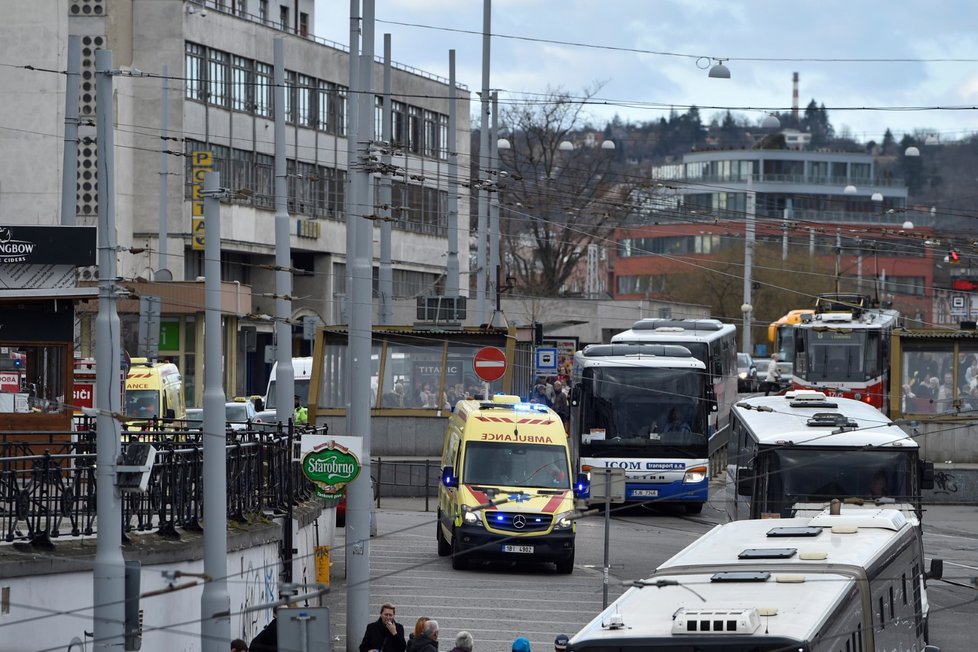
{"left": 125, "top": 390, "right": 159, "bottom": 418}
{"left": 463, "top": 442, "right": 570, "bottom": 489}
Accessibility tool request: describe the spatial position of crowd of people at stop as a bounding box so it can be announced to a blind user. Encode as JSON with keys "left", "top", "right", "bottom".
{"left": 237, "top": 602, "right": 572, "bottom": 652}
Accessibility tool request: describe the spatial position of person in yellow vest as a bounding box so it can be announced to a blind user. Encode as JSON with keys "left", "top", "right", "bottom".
{"left": 294, "top": 395, "right": 308, "bottom": 425}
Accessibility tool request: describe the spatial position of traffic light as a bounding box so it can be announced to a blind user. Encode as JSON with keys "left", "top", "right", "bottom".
{"left": 949, "top": 249, "right": 961, "bottom": 264}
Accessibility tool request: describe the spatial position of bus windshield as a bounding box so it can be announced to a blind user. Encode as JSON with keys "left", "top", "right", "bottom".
{"left": 759, "top": 448, "right": 914, "bottom": 516}
{"left": 462, "top": 442, "right": 570, "bottom": 489}
{"left": 797, "top": 330, "right": 871, "bottom": 382}
{"left": 579, "top": 367, "right": 707, "bottom": 458}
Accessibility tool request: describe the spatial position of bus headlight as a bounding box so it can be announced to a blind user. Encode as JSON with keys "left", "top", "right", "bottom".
{"left": 554, "top": 511, "right": 575, "bottom": 530}
{"left": 462, "top": 510, "right": 484, "bottom": 527}
{"left": 683, "top": 466, "right": 708, "bottom": 484}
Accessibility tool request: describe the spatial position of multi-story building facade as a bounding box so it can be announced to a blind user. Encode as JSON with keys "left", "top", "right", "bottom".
{"left": 0, "top": 0, "right": 471, "bottom": 400}
{"left": 612, "top": 148, "right": 937, "bottom": 336}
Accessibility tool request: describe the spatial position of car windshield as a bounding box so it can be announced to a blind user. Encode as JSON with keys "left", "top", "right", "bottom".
{"left": 462, "top": 442, "right": 570, "bottom": 489}
{"left": 226, "top": 404, "right": 252, "bottom": 421}
{"left": 125, "top": 390, "right": 159, "bottom": 418}
{"left": 737, "top": 353, "right": 751, "bottom": 368}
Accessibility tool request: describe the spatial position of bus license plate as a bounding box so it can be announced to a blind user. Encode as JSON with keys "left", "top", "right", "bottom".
{"left": 632, "top": 489, "right": 658, "bottom": 497}
{"left": 502, "top": 544, "right": 534, "bottom": 554}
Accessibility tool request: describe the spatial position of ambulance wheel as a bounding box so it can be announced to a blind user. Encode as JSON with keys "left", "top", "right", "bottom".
{"left": 451, "top": 528, "right": 468, "bottom": 570}
{"left": 685, "top": 502, "right": 704, "bottom": 515}
{"left": 436, "top": 514, "right": 451, "bottom": 557}
{"left": 555, "top": 549, "right": 575, "bottom": 574}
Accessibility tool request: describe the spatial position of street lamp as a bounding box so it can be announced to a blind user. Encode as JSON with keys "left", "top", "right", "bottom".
{"left": 904, "top": 145, "right": 920, "bottom": 157}
{"left": 558, "top": 140, "right": 574, "bottom": 151}
{"left": 708, "top": 59, "right": 731, "bottom": 79}
{"left": 844, "top": 184, "right": 858, "bottom": 195}
{"left": 761, "top": 113, "right": 781, "bottom": 129}
{"left": 601, "top": 139, "right": 616, "bottom": 150}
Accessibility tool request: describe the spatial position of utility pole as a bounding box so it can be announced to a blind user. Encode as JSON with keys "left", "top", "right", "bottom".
{"left": 445, "top": 49, "right": 459, "bottom": 297}
{"left": 741, "top": 177, "right": 755, "bottom": 355}
{"left": 488, "top": 91, "right": 500, "bottom": 312}
{"left": 61, "top": 35, "right": 80, "bottom": 226}
{"left": 93, "top": 48, "right": 125, "bottom": 651}
{"left": 158, "top": 64, "right": 170, "bottom": 277}
{"left": 475, "top": 0, "right": 491, "bottom": 325}
{"left": 347, "top": 0, "right": 376, "bottom": 648}
{"left": 200, "top": 170, "right": 230, "bottom": 650}
{"left": 273, "top": 39, "right": 295, "bottom": 427}
{"left": 378, "top": 33, "right": 393, "bottom": 325}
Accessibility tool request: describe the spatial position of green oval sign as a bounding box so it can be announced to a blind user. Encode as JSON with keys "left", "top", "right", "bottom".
{"left": 302, "top": 441, "right": 361, "bottom": 498}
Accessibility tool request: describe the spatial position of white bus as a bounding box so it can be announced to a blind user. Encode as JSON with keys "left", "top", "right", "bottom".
{"left": 726, "top": 390, "right": 934, "bottom": 523}
{"left": 611, "top": 319, "right": 738, "bottom": 474}
{"left": 571, "top": 344, "right": 712, "bottom": 513}
{"left": 567, "top": 507, "right": 942, "bottom": 652}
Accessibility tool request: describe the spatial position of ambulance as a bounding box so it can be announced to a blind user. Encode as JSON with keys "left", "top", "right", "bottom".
{"left": 437, "top": 395, "right": 588, "bottom": 573}
{"left": 123, "top": 358, "right": 186, "bottom": 427}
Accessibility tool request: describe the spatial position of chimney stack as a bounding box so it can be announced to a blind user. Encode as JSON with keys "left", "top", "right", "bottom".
{"left": 792, "top": 72, "right": 799, "bottom": 122}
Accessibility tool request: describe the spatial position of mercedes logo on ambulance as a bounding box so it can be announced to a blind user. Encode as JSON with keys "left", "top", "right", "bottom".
{"left": 512, "top": 514, "right": 527, "bottom": 529}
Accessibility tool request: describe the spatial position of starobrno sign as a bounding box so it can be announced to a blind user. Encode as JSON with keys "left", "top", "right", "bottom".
{"left": 301, "top": 441, "right": 362, "bottom": 499}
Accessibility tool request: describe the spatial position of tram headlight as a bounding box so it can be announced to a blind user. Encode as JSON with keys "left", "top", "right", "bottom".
{"left": 683, "top": 466, "right": 708, "bottom": 484}
{"left": 554, "top": 511, "right": 575, "bottom": 530}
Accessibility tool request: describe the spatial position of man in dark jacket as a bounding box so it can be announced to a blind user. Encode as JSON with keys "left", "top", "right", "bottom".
{"left": 359, "top": 603, "right": 407, "bottom": 652}
{"left": 406, "top": 619, "right": 439, "bottom": 652}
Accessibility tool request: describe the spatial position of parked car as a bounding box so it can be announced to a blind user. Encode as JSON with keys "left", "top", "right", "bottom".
{"left": 225, "top": 398, "right": 260, "bottom": 430}
{"left": 736, "top": 352, "right": 759, "bottom": 392}
{"left": 186, "top": 408, "right": 203, "bottom": 429}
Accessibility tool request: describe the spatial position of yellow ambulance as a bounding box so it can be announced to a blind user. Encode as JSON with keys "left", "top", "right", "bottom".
{"left": 437, "top": 394, "right": 587, "bottom": 573}
{"left": 123, "top": 358, "right": 186, "bottom": 428}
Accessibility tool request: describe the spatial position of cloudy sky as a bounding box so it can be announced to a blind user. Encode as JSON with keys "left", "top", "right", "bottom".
{"left": 315, "top": 0, "right": 978, "bottom": 143}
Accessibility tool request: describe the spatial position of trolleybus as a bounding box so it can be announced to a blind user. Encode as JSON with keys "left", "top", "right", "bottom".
{"left": 726, "top": 390, "right": 934, "bottom": 523}
{"left": 567, "top": 507, "right": 942, "bottom": 652}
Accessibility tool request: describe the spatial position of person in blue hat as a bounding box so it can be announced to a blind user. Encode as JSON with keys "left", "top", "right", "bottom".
{"left": 512, "top": 637, "right": 531, "bottom": 652}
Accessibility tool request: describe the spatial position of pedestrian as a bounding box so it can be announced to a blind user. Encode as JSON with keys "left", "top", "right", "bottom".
{"left": 359, "top": 603, "right": 407, "bottom": 652}
{"left": 449, "top": 631, "right": 473, "bottom": 652}
{"left": 406, "top": 619, "right": 439, "bottom": 652}
{"left": 764, "top": 354, "right": 782, "bottom": 396}
{"left": 231, "top": 639, "right": 249, "bottom": 652}
{"left": 293, "top": 394, "right": 308, "bottom": 424}
{"left": 512, "top": 636, "right": 531, "bottom": 652}
{"left": 554, "top": 634, "right": 569, "bottom": 652}
{"left": 409, "top": 617, "right": 430, "bottom": 644}
{"left": 552, "top": 381, "right": 569, "bottom": 428}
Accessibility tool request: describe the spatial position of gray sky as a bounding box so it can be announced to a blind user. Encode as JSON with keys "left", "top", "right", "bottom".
{"left": 316, "top": 0, "right": 978, "bottom": 143}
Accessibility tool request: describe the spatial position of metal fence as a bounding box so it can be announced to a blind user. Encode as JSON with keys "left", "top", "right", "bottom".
{"left": 0, "top": 420, "right": 315, "bottom": 547}
{"left": 372, "top": 458, "right": 440, "bottom": 510}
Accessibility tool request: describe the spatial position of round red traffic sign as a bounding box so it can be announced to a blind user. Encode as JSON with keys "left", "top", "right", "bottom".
{"left": 473, "top": 346, "right": 507, "bottom": 382}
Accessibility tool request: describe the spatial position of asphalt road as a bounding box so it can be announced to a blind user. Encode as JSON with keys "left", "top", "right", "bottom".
{"left": 323, "top": 497, "right": 977, "bottom": 652}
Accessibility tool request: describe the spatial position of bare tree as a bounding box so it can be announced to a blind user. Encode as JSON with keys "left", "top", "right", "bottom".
{"left": 491, "top": 87, "right": 637, "bottom": 297}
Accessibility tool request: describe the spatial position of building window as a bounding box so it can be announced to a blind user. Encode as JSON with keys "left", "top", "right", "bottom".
{"left": 318, "top": 82, "right": 333, "bottom": 133}
{"left": 279, "top": 4, "right": 290, "bottom": 31}
{"left": 185, "top": 42, "right": 205, "bottom": 102}
{"left": 234, "top": 0, "right": 247, "bottom": 17}
{"left": 391, "top": 101, "right": 406, "bottom": 146}
{"left": 254, "top": 62, "right": 272, "bottom": 117}
{"left": 336, "top": 86, "right": 347, "bottom": 136}
{"left": 375, "top": 96, "right": 384, "bottom": 139}
{"left": 253, "top": 153, "right": 274, "bottom": 208}
{"left": 408, "top": 106, "right": 421, "bottom": 154}
{"left": 258, "top": 0, "right": 268, "bottom": 23}
{"left": 230, "top": 55, "right": 251, "bottom": 112}
{"left": 297, "top": 74, "right": 314, "bottom": 127}
{"left": 299, "top": 11, "right": 309, "bottom": 37}
{"left": 423, "top": 110, "right": 438, "bottom": 158}
{"left": 438, "top": 114, "right": 448, "bottom": 160}
{"left": 284, "top": 70, "right": 297, "bottom": 124}
{"left": 207, "top": 49, "right": 229, "bottom": 107}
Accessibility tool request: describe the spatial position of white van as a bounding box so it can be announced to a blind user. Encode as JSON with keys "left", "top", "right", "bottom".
{"left": 261, "top": 357, "right": 312, "bottom": 419}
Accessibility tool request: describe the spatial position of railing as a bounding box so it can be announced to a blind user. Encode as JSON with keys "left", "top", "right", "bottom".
{"left": 0, "top": 422, "right": 316, "bottom": 547}
{"left": 373, "top": 458, "right": 439, "bottom": 510}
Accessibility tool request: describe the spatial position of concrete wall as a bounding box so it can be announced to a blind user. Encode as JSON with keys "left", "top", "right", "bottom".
{"left": 0, "top": 503, "right": 335, "bottom": 650}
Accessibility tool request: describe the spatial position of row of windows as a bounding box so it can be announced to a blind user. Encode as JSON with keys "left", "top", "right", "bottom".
{"left": 616, "top": 274, "right": 669, "bottom": 294}
{"left": 185, "top": 42, "right": 450, "bottom": 160}
{"left": 683, "top": 159, "right": 872, "bottom": 182}
{"left": 619, "top": 235, "right": 727, "bottom": 257}
{"left": 184, "top": 140, "right": 448, "bottom": 236}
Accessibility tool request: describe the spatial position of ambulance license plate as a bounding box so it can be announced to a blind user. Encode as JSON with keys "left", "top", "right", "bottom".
{"left": 632, "top": 489, "right": 658, "bottom": 497}
{"left": 502, "top": 544, "right": 534, "bottom": 554}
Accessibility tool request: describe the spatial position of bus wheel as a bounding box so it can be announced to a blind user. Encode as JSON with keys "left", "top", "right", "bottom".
{"left": 685, "top": 502, "right": 704, "bottom": 515}
{"left": 436, "top": 513, "right": 451, "bottom": 557}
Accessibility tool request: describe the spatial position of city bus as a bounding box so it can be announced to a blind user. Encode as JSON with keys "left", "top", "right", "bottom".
{"left": 611, "top": 318, "right": 738, "bottom": 470}
{"left": 790, "top": 293, "right": 900, "bottom": 412}
{"left": 767, "top": 308, "right": 813, "bottom": 377}
{"left": 567, "top": 508, "right": 942, "bottom": 652}
{"left": 570, "top": 343, "right": 712, "bottom": 513}
{"left": 725, "top": 390, "right": 934, "bottom": 523}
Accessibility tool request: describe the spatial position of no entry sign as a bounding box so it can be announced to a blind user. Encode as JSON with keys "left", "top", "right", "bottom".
{"left": 473, "top": 346, "right": 507, "bottom": 382}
